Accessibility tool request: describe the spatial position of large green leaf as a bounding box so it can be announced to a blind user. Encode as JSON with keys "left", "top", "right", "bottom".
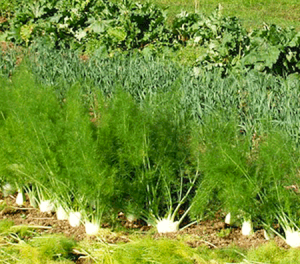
{"left": 107, "top": 26, "right": 127, "bottom": 42}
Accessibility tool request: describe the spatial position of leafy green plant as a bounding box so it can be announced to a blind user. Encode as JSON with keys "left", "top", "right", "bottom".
{"left": 0, "top": 63, "right": 63, "bottom": 205}
{"left": 2, "top": 0, "right": 300, "bottom": 77}
{"left": 4, "top": 0, "right": 172, "bottom": 54}
{"left": 216, "top": 228, "right": 231, "bottom": 238}
{"left": 242, "top": 24, "right": 300, "bottom": 75}
{"left": 190, "top": 113, "right": 251, "bottom": 220}
{"left": 2, "top": 45, "right": 300, "bottom": 234}
{"left": 190, "top": 110, "right": 300, "bottom": 234}
{"left": 174, "top": 7, "right": 248, "bottom": 74}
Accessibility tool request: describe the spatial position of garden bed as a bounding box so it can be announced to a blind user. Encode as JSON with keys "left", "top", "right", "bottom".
{"left": 0, "top": 192, "right": 289, "bottom": 250}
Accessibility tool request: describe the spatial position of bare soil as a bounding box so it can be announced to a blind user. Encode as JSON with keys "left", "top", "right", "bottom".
{"left": 0, "top": 193, "right": 289, "bottom": 251}
{"left": 158, "top": 216, "right": 288, "bottom": 250}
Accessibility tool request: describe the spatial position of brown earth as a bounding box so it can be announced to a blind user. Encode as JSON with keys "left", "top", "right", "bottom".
{"left": 0, "top": 192, "right": 289, "bottom": 252}
{"left": 157, "top": 216, "right": 288, "bottom": 250}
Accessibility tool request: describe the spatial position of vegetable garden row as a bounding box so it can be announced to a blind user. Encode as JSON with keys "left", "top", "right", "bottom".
{"left": 1, "top": 48, "right": 300, "bottom": 247}
{"left": 1, "top": 0, "right": 300, "bottom": 76}
{"left": 1, "top": 0, "right": 300, "bottom": 250}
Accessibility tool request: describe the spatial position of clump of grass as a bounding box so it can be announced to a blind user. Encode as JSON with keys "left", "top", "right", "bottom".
{"left": 78, "top": 235, "right": 249, "bottom": 263}
{"left": 0, "top": 219, "right": 14, "bottom": 234}
{"left": 10, "top": 225, "right": 34, "bottom": 240}
{"left": 247, "top": 241, "right": 300, "bottom": 263}
{"left": 196, "top": 245, "right": 246, "bottom": 263}
{"left": 27, "top": 235, "right": 76, "bottom": 261}
{"left": 83, "top": 237, "right": 199, "bottom": 264}
{"left": 0, "top": 222, "right": 76, "bottom": 263}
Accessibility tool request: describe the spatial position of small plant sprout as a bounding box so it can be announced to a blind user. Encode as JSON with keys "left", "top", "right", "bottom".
{"left": 217, "top": 228, "right": 231, "bottom": 238}
{"left": 124, "top": 202, "right": 140, "bottom": 223}
{"left": 241, "top": 219, "right": 254, "bottom": 236}
{"left": 69, "top": 212, "right": 82, "bottom": 227}
{"left": 29, "top": 194, "right": 38, "bottom": 208}
{"left": 263, "top": 229, "right": 274, "bottom": 240}
{"left": 16, "top": 189, "right": 24, "bottom": 206}
{"left": 127, "top": 214, "right": 137, "bottom": 222}
{"left": 264, "top": 231, "right": 269, "bottom": 240}
{"left": 225, "top": 213, "right": 231, "bottom": 225}
{"left": 23, "top": 185, "right": 38, "bottom": 208}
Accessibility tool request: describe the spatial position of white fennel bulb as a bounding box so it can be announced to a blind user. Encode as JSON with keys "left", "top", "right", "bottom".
{"left": 264, "top": 229, "right": 270, "bottom": 240}
{"left": 127, "top": 214, "right": 137, "bottom": 222}
{"left": 56, "top": 206, "right": 68, "bottom": 220}
{"left": 29, "top": 196, "right": 38, "bottom": 208}
{"left": 242, "top": 220, "right": 253, "bottom": 236}
{"left": 39, "top": 200, "right": 55, "bottom": 213}
{"left": 69, "top": 212, "right": 82, "bottom": 227}
{"left": 156, "top": 218, "right": 179, "bottom": 233}
{"left": 263, "top": 229, "right": 274, "bottom": 240}
{"left": 225, "top": 213, "right": 231, "bottom": 225}
{"left": 16, "top": 191, "right": 24, "bottom": 206}
{"left": 3, "top": 183, "right": 15, "bottom": 197}
{"left": 85, "top": 221, "right": 100, "bottom": 235}
{"left": 285, "top": 228, "right": 300, "bottom": 248}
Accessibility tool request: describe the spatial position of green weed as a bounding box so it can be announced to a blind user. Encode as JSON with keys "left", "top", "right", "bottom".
{"left": 26, "top": 235, "right": 76, "bottom": 261}
{"left": 216, "top": 228, "right": 231, "bottom": 238}
{"left": 247, "top": 242, "right": 300, "bottom": 263}
{"left": 0, "top": 219, "right": 14, "bottom": 234}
